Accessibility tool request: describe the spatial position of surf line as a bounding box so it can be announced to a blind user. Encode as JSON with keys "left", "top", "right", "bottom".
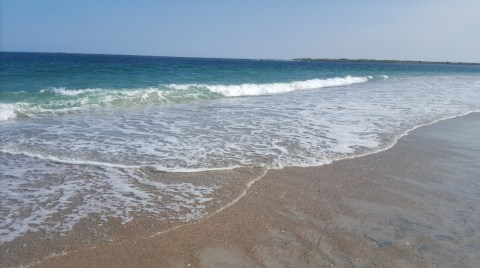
{"left": 148, "top": 167, "right": 268, "bottom": 238}
{"left": 22, "top": 167, "right": 269, "bottom": 268}
{"left": 21, "top": 111, "right": 480, "bottom": 267}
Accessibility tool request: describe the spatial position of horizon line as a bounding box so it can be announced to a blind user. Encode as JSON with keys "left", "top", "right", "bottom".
{"left": 1, "top": 50, "right": 479, "bottom": 65}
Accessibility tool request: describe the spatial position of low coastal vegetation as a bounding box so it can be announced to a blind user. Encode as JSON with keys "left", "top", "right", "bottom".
{"left": 293, "top": 58, "right": 479, "bottom": 65}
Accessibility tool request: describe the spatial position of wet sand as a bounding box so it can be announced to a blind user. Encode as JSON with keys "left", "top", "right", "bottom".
{"left": 4, "top": 112, "right": 480, "bottom": 267}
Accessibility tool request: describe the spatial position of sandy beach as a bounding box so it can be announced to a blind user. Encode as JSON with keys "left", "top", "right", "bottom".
{"left": 1, "top": 112, "right": 479, "bottom": 267}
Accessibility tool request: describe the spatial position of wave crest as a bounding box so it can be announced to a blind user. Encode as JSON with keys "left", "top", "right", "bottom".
{"left": 0, "top": 104, "right": 17, "bottom": 121}
{"left": 40, "top": 87, "right": 102, "bottom": 96}
{"left": 168, "top": 75, "right": 369, "bottom": 97}
{"left": 0, "top": 76, "right": 369, "bottom": 121}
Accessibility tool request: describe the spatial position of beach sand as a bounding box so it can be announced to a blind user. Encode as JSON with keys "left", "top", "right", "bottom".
{"left": 3, "top": 112, "right": 480, "bottom": 267}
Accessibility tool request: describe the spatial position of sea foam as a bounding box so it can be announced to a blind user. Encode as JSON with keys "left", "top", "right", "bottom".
{"left": 0, "top": 104, "right": 17, "bottom": 121}
{"left": 40, "top": 87, "right": 102, "bottom": 96}
{"left": 168, "top": 75, "right": 369, "bottom": 97}
{"left": 0, "top": 153, "right": 219, "bottom": 243}
{"left": 0, "top": 76, "right": 369, "bottom": 121}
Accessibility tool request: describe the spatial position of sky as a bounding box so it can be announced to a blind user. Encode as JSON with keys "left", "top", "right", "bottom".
{"left": 1, "top": 0, "right": 479, "bottom": 62}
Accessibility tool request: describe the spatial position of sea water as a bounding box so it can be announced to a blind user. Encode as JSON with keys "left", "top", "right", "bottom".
{"left": 1, "top": 52, "right": 479, "bottom": 243}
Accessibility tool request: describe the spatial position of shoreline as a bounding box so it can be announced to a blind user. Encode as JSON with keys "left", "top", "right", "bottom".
{"left": 3, "top": 112, "right": 475, "bottom": 267}
{"left": 2, "top": 110, "right": 478, "bottom": 173}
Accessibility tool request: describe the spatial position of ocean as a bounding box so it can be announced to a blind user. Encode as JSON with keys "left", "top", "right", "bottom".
{"left": 1, "top": 52, "right": 479, "bottom": 244}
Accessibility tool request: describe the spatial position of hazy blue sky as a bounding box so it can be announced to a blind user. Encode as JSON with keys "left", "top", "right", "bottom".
{"left": 1, "top": 0, "right": 479, "bottom": 61}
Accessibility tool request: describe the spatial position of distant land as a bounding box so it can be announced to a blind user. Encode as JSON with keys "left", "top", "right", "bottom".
{"left": 1, "top": 51, "right": 479, "bottom": 65}
{"left": 293, "top": 58, "right": 480, "bottom": 65}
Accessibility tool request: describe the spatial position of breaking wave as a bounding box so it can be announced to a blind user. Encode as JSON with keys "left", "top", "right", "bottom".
{"left": 0, "top": 104, "right": 17, "bottom": 121}
{"left": 0, "top": 76, "right": 370, "bottom": 121}
{"left": 168, "top": 75, "right": 369, "bottom": 97}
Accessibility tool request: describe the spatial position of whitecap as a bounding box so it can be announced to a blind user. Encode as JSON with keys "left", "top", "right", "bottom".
{"left": 0, "top": 104, "right": 17, "bottom": 121}
{"left": 168, "top": 75, "right": 369, "bottom": 97}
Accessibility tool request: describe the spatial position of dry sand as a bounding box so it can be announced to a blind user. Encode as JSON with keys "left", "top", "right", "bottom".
{"left": 3, "top": 113, "right": 480, "bottom": 267}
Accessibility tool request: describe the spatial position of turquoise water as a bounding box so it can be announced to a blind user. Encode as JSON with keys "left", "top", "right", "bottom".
{"left": 1, "top": 52, "right": 478, "bottom": 118}
{"left": 1, "top": 52, "right": 480, "bottom": 243}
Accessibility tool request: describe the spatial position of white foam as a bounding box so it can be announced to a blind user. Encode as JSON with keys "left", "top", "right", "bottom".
{"left": 0, "top": 149, "right": 249, "bottom": 173}
{"left": 40, "top": 87, "right": 102, "bottom": 96}
{"left": 0, "top": 104, "right": 17, "bottom": 121}
{"left": 2, "top": 75, "right": 478, "bottom": 172}
{"left": 0, "top": 76, "right": 369, "bottom": 122}
{"left": 0, "top": 154, "right": 219, "bottom": 244}
{"left": 168, "top": 75, "right": 369, "bottom": 97}
{"left": 1, "top": 149, "right": 142, "bottom": 169}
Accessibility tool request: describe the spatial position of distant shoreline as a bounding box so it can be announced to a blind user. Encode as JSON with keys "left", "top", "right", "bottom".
{"left": 1, "top": 51, "right": 479, "bottom": 65}
{"left": 293, "top": 57, "right": 480, "bottom": 65}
